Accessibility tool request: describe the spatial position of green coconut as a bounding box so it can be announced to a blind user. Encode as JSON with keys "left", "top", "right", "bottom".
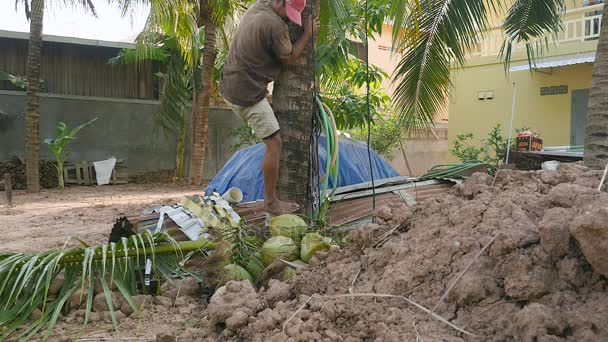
{"left": 300, "top": 233, "right": 332, "bottom": 262}
{"left": 281, "top": 259, "right": 308, "bottom": 281}
{"left": 269, "top": 214, "right": 308, "bottom": 242}
{"left": 223, "top": 264, "right": 253, "bottom": 283}
{"left": 246, "top": 252, "right": 265, "bottom": 280}
{"left": 260, "top": 236, "right": 299, "bottom": 266}
{"left": 211, "top": 285, "right": 226, "bottom": 302}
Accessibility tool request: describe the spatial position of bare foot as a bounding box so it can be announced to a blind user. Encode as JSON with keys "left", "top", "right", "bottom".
{"left": 265, "top": 199, "right": 299, "bottom": 216}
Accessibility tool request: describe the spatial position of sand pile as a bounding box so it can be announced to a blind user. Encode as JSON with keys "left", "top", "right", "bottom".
{"left": 200, "top": 163, "right": 608, "bottom": 341}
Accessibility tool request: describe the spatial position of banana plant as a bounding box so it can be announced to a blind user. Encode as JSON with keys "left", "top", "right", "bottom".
{"left": 0, "top": 231, "right": 213, "bottom": 341}
{"left": 42, "top": 118, "right": 97, "bottom": 189}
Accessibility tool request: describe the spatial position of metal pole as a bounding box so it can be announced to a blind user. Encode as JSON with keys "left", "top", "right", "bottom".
{"left": 505, "top": 82, "right": 517, "bottom": 164}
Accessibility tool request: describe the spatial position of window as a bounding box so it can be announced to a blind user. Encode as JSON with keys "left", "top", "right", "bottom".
{"left": 348, "top": 40, "right": 368, "bottom": 62}
{"left": 377, "top": 45, "right": 404, "bottom": 54}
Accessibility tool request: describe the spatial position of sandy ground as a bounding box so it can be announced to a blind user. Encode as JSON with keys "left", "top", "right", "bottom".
{"left": 0, "top": 183, "right": 204, "bottom": 253}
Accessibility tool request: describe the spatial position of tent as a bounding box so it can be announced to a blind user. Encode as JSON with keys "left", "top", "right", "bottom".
{"left": 206, "top": 136, "right": 400, "bottom": 202}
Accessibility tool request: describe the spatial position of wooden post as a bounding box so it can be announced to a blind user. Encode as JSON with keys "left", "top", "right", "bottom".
{"left": 82, "top": 161, "right": 90, "bottom": 185}
{"left": 4, "top": 173, "right": 12, "bottom": 207}
{"left": 76, "top": 163, "right": 83, "bottom": 185}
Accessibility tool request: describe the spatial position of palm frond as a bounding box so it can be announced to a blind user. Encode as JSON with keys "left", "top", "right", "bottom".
{"left": 390, "top": 0, "right": 493, "bottom": 129}
{"left": 318, "top": 0, "right": 350, "bottom": 43}
{"left": 109, "top": 43, "right": 170, "bottom": 66}
{"left": 208, "top": 0, "right": 239, "bottom": 26}
{"left": 55, "top": 0, "right": 97, "bottom": 16}
{"left": 500, "top": 0, "right": 565, "bottom": 71}
{"left": 114, "top": 0, "right": 201, "bottom": 68}
{"left": 14, "top": 0, "right": 96, "bottom": 20}
{"left": 0, "top": 232, "right": 212, "bottom": 341}
{"left": 155, "top": 55, "right": 193, "bottom": 138}
{"left": 221, "top": 223, "right": 263, "bottom": 269}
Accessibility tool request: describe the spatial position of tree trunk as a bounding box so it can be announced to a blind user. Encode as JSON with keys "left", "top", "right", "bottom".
{"left": 189, "top": 2, "right": 217, "bottom": 186}
{"left": 175, "top": 125, "right": 186, "bottom": 180}
{"left": 273, "top": 0, "right": 319, "bottom": 217}
{"left": 584, "top": 4, "right": 608, "bottom": 169}
{"left": 25, "top": 0, "right": 44, "bottom": 193}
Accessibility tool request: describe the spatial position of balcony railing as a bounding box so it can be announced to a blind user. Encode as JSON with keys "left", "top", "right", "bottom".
{"left": 467, "top": 3, "right": 604, "bottom": 58}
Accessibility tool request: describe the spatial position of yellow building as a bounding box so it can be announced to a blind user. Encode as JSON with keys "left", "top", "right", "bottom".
{"left": 449, "top": 1, "right": 604, "bottom": 152}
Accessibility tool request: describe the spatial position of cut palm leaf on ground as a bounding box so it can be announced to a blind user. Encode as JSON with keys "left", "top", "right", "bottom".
{"left": 0, "top": 231, "right": 212, "bottom": 341}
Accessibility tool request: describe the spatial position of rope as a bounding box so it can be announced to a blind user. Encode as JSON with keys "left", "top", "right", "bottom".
{"left": 309, "top": 0, "right": 321, "bottom": 218}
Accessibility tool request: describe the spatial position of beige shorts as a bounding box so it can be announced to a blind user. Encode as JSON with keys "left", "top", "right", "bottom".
{"left": 224, "top": 98, "right": 280, "bottom": 139}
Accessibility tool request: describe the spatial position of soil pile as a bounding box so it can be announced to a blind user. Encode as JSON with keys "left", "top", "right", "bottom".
{"left": 201, "top": 163, "right": 608, "bottom": 341}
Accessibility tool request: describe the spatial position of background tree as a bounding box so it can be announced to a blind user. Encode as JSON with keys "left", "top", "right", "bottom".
{"left": 14, "top": 0, "right": 96, "bottom": 193}
{"left": 186, "top": 0, "right": 239, "bottom": 186}
{"left": 114, "top": 0, "right": 238, "bottom": 184}
{"left": 110, "top": 33, "right": 203, "bottom": 180}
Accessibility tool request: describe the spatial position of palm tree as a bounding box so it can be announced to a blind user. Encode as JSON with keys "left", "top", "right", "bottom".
{"left": 110, "top": 34, "right": 200, "bottom": 181}
{"left": 189, "top": 0, "right": 218, "bottom": 186}
{"left": 188, "top": 0, "right": 238, "bottom": 186}
{"left": 273, "top": 4, "right": 318, "bottom": 215}
{"left": 15, "top": 0, "right": 96, "bottom": 193}
{"left": 114, "top": 0, "right": 237, "bottom": 185}
{"left": 273, "top": 0, "right": 394, "bottom": 214}
{"left": 585, "top": 4, "right": 608, "bottom": 169}
{"left": 22, "top": 0, "right": 44, "bottom": 193}
{"left": 387, "top": 0, "right": 608, "bottom": 168}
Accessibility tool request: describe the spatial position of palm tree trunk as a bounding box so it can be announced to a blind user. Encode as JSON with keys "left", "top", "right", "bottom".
{"left": 584, "top": 4, "right": 608, "bottom": 169}
{"left": 273, "top": 0, "right": 319, "bottom": 216}
{"left": 25, "top": 0, "right": 44, "bottom": 193}
{"left": 189, "top": 2, "right": 217, "bottom": 186}
{"left": 175, "top": 125, "right": 186, "bottom": 180}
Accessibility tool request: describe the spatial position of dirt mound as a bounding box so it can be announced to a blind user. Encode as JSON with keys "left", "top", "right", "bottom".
{"left": 200, "top": 163, "right": 608, "bottom": 341}
{"left": 0, "top": 156, "right": 58, "bottom": 189}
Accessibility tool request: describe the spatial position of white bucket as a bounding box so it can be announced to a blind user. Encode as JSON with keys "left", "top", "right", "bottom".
{"left": 222, "top": 187, "right": 244, "bottom": 204}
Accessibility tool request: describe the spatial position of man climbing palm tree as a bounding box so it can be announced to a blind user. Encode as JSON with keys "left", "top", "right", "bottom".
{"left": 219, "top": 0, "right": 319, "bottom": 215}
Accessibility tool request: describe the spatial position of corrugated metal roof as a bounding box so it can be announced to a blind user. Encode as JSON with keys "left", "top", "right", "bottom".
{"left": 232, "top": 180, "right": 454, "bottom": 228}
{"left": 510, "top": 52, "right": 595, "bottom": 72}
{"left": 0, "top": 29, "right": 135, "bottom": 49}
{"left": 329, "top": 193, "right": 403, "bottom": 226}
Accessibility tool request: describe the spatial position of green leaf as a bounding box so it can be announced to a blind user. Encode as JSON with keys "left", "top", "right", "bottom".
{"left": 43, "top": 282, "right": 79, "bottom": 340}
{"left": 0, "top": 70, "right": 28, "bottom": 88}
{"left": 500, "top": 0, "right": 565, "bottom": 71}
{"left": 101, "top": 277, "right": 119, "bottom": 332}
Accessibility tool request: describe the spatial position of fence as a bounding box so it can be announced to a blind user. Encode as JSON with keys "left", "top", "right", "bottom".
{"left": 467, "top": 3, "right": 604, "bottom": 58}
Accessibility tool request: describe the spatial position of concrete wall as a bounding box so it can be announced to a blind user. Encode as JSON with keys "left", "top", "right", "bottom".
{"left": 388, "top": 124, "right": 450, "bottom": 176}
{"left": 0, "top": 90, "right": 242, "bottom": 180}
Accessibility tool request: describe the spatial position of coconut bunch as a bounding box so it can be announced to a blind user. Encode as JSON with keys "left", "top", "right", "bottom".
{"left": 221, "top": 215, "right": 338, "bottom": 286}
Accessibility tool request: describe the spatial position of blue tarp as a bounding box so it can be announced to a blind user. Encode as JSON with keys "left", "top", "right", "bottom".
{"left": 206, "top": 136, "right": 400, "bottom": 202}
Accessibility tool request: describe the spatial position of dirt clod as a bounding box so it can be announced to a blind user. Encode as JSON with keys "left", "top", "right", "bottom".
{"left": 156, "top": 332, "right": 176, "bottom": 342}
{"left": 570, "top": 207, "right": 608, "bottom": 275}
{"left": 92, "top": 292, "right": 120, "bottom": 312}
{"left": 207, "top": 281, "right": 263, "bottom": 327}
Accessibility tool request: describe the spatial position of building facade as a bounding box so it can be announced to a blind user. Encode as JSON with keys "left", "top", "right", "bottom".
{"left": 448, "top": 1, "right": 604, "bottom": 155}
